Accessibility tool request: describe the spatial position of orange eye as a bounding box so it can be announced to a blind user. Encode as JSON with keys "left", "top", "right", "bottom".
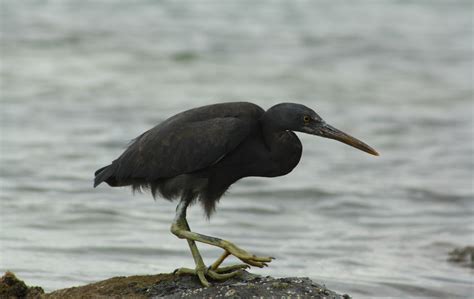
{"left": 303, "top": 115, "right": 311, "bottom": 124}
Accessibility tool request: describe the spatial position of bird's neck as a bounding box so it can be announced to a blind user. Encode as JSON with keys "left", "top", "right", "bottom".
{"left": 260, "top": 118, "right": 303, "bottom": 177}
{"left": 260, "top": 116, "right": 302, "bottom": 153}
{"left": 261, "top": 115, "right": 281, "bottom": 148}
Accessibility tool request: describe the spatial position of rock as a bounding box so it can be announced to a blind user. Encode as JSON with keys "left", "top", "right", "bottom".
{"left": 448, "top": 246, "right": 474, "bottom": 268}
{"left": 0, "top": 271, "right": 44, "bottom": 299}
{"left": 1, "top": 271, "right": 350, "bottom": 299}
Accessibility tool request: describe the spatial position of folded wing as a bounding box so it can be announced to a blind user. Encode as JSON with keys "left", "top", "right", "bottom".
{"left": 94, "top": 117, "right": 254, "bottom": 187}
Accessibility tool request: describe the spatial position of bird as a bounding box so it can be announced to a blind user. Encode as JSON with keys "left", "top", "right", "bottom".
{"left": 94, "top": 102, "right": 378, "bottom": 286}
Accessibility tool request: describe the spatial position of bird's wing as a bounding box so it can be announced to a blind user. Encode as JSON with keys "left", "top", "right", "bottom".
{"left": 112, "top": 117, "right": 253, "bottom": 181}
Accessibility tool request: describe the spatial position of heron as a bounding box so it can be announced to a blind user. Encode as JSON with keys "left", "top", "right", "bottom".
{"left": 94, "top": 102, "right": 378, "bottom": 286}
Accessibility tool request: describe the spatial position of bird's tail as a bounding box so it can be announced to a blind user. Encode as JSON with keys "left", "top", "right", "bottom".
{"left": 94, "top": 164, "right": 119, "bottom": 187}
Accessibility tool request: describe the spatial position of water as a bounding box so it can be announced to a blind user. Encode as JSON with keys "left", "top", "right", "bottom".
{"left": 1, "top": 1, "right": 473, "bottom": 298}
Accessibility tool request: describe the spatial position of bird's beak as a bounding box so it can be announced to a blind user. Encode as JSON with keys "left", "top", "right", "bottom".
{"left": 310, "top": 122, "right": 379, "bottom": 156}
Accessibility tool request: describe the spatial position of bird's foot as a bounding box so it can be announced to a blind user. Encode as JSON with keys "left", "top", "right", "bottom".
{"left": 174, "top": 264, "right": 247, "bottom": 286}
{"left": 211, "top": 263, "right": 250, "bottom": 273}
{"left": 219, "top": 240, "right": 275, "bottom": 268}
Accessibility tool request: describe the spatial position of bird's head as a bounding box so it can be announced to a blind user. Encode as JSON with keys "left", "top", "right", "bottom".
{"left": 266, "top": 103, "right": 379, "bottom": 156}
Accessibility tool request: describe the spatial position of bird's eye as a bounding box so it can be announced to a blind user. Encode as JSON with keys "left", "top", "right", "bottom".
{"left": 303, "top": 115, "right": 311, "bottom": 124}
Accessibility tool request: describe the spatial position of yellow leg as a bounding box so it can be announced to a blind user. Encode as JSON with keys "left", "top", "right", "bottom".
{"left": 210, "top": 251, "right": 231, "bottom": 270}
{"left": 171, "top": 221, "right": 273, "bottom": 268}
{"left": 171, "top": 199, "right": 257, "bottom": 286}
{"left": 209, "top": 251, "right": 250, "bottom": 273}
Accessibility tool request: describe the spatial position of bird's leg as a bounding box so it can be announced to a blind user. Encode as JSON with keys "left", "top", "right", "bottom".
{"left": 208, "top": 251, "right": 250, "bottom": 273}
{"left": 171, "top": 200, "right": 211, "bottom": 286}
{"left": 172, "top": 225, "right": 273, "bottom": 268}
{"left": 171, "top": 198, "right": 247, "bottom": 286}
{"left": 181, "top": 219, "right": 250, "bottom": 274}
{"left": 210, "top": 251, "right": 230, "bottom": 270}
{"left": 170, "top": 200, "right": 274, "bottom": 271}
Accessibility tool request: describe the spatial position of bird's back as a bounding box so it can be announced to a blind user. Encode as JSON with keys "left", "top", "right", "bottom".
{"left": 161, "top": 102, "right": 264, "bottom": 126}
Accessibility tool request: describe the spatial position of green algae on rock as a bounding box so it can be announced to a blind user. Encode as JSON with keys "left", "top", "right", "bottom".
{"left": 47, "top": 273, "right": 175, "bottom": 299}
{"left": 0, "top": 271, "right": 44, "bottom": 299}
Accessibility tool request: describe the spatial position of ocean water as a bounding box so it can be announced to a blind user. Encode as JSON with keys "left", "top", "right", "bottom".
{"left": 1, "top": 1, "right": 473, "bottom": 298}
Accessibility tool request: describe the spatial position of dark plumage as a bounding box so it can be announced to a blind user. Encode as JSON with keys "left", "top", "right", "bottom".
{"left": 94, "top": 102, "right": 378, "bottom": 217}
{"left": 94, "top": 101, "right": 378, "bottom": 287}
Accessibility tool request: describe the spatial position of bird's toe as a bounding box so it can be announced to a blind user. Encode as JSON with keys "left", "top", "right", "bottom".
{"left": 207, "top": 269, "right": 244, "bottom": 281}
{"left": 213, "top": 264, "right": 250, "bottom": 273}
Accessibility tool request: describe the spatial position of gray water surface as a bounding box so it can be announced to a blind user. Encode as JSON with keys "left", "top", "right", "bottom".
{"left": 1, "top": 1, "right": 473, "bottom": 298}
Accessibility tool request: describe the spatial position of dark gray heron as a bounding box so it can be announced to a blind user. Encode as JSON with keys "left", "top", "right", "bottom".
{"left": 94, "top": 102, "right": 378, "bottom": 286}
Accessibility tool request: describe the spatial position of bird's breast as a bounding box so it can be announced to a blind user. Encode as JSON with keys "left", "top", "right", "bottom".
{"left": 261, "top": 131, "right": 302, "bottom": 177}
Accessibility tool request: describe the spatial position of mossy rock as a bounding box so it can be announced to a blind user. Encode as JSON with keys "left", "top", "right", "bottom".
{"left": 2, "top": 271, "right": 350, "bottom": 299}
{"left": 0, "top": 271, "right": 44, "bottom": 299}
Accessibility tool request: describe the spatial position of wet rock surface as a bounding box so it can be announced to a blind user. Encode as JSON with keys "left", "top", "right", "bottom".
{"left": 144, "top": 271, "right": 347, "bottom": 299}
{"left": 1, "top": 271, "right": 349, "bottom": 298}
{"left": 448, "top": 246, "right": 474, "bottom": 268}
